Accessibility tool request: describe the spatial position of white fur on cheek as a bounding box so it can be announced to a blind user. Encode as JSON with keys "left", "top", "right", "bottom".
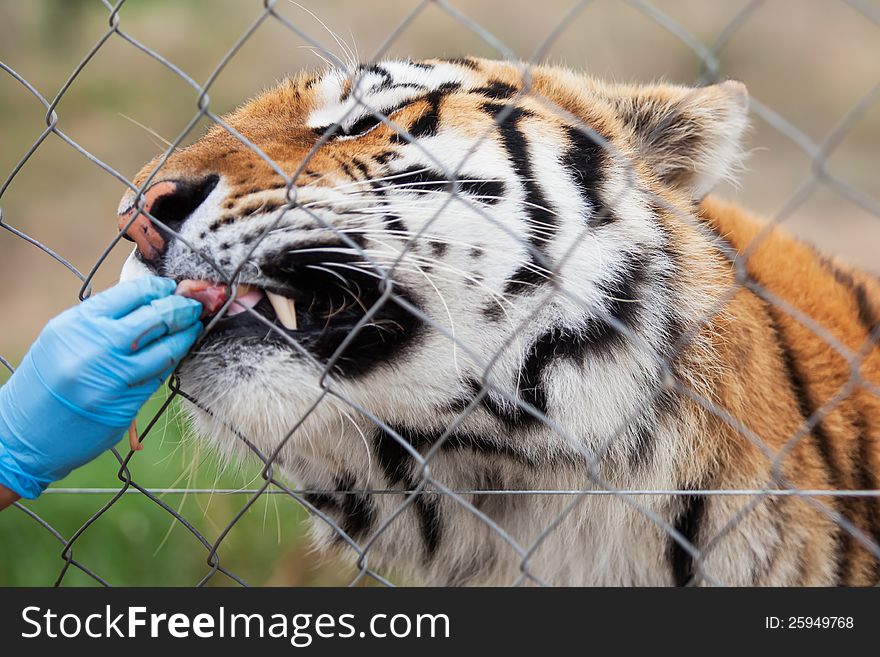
{"left": 119, "top": 248, "right": 153, "bottom": 282}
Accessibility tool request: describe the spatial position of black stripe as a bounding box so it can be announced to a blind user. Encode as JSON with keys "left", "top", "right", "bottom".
{"left": 670, "top": 491, "right": 706, "bottom": 586}
{"left": 820, "top": 257, "right": 879, "bottom": 335}
{"left": 516, "top": 312, "right": 655, "bottom": 416}
{"left": 798, "top": 257, "right": 879, "bottom": 581}
{"left": 301, "top": 491, "right": 339, "bottom": 512}
{"left": 374, "top": 428, "right": 413, "bottom": 485}
{"left": 388, "top": 167, "right": 503, "bottom": 204}
{"left": 339, "top": 67, "right": 391, "bottom": 102}
{"left": 415, "top": 494, "right": 442, "bottom": 557}
{"left": 628, "top": 416, "right": 660, "bottom": 472}
{"left": 408, "top": 93, "right": 441, "bottom": 138}
{"left": 854, "top": 414, "right": 880, "bottom": 581}
{"left": 374, "top": 428, "right": 443, "bottom": 560}
{"left": 770, "top": 312, "right": 843, "bottom": 482}
{"left": 459, "top": 377, "right": 527, "bottom": 429}
{"left": 472, "top": 80, "right": 518, "bottom": 100}
{"left": 383, "top": 213, "right": 407, "bottom": 232}
{"left": 482, "top": 102, "right": 557, "bottom": 294}
{"left": 502, "top": 259, "right": 551, "bottom": 296}
{"left": 335, "top": 474, "right": 376, "bottom": 540}
{"left": 496, "top": 260, "right": 650, "bottom": 424}
{"left": 352, "top": 157, "right": 371, "bottom": 180}
{"left": 458, "top": 178, "right": 505, "bottom": 204}
{"left": 437, "top": 81, "right": 462, "bottom": 94}
{"left": 383, "top": 82, "right": 430, "bottom": 94}
{"left": 698, "top": 213, "right": 880, "bottom": 583}
{"left": 339, "top": 160, "right": 357, "bottom": 181}
{"left": 385, "top": 424, "right": 542, "bottom": 469}
{"left": 456, "top": 327, "right": 596, "bottom": 429}
{"left": 472, "top": 466, "right": 505, "bottom": 510}
{"left": 389, "top": 84, "right": 460, "bottom": 142}
{"left": 747, "top": 496, "right": 786, "bottom": 584}
{"left": 768, "top": 309, "right": 848, "bottom": 584}
{"left": 343, "top": 102, "right": 409, "bottom": 138}
{"left": 519, "top": 328, "right": 571, "bottom": 416}
{"left": 363, "top": 64, "right": 392, "bottom": 86}
{"left": 389, "top": 167, "right": 452, "bottom": 193}
{"left": 481, "top": 102, "right": 534, "bottom": 121}
{"left": 347, "top": 113, "right": 384, "bottom": 137}
{"left": 364, "top": 161, "right": 409, "bottom": 234}
{"left": 373, "top": 150, "right": 398, "bottom": 166}
{"left": 493, "top": 106, "right": 557, "bottom": 238}
{"left": 440, "top": 57, "right": 479, "bottom": 70}
{"left": 563, "top": 125, "right": 613, "bottom": 226}
{"left": 584, "top": 257, "right": 647, "bottom": 353}
{"left": 698, "top": 215, "right": 853, "bottom": 583}
{"left": 854, "top": 283, "right": 879, "bottom": 335}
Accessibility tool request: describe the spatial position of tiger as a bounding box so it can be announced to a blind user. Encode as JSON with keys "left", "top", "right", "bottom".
{"left": 116, "top": 57, "right": 880, "bottom": 586}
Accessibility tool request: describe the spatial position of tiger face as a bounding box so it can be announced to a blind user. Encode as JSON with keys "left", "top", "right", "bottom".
{"left": 118, "top": 58, "right": 764, "bottom": 585}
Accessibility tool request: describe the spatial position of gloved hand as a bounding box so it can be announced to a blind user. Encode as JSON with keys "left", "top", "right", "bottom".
{"left": 0, "top": 276, "right": 202, "bottom": 499}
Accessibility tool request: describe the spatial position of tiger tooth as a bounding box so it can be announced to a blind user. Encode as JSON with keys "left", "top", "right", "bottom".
{"left": 266, "top": 291, "right": 298, "bottom": 330}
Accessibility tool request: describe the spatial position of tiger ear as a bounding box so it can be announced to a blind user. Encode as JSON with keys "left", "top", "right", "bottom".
{"left": 605, "top": 80, "right": 749, "bottom": 199}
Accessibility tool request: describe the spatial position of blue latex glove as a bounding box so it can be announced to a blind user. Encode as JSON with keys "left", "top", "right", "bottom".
{"left": 0, "top": 276, "right": 202, "bottom": 499}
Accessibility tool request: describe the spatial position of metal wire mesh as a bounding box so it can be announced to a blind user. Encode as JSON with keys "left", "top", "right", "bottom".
{"left": 1, "top": 0, "right": 878, "bottom": 586}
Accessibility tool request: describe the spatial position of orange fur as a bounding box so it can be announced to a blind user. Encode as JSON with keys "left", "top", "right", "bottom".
{"left": 698, "top": 197, "right": 880, "bottom": 584}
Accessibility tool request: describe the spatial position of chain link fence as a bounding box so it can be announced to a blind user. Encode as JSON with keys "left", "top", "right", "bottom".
{"left": 1, "top": 0, "right": 878, "bottom": 586}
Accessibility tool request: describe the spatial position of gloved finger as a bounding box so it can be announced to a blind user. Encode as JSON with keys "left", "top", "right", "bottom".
{"left": 83, "top": 277, "right": 177, "bottom": 319}
{"left": 115, "top": 295, "right": 202, "bottom": 352}
{"left": 122, "top": 378, "right": 167, "bottom": 410}
{"left": 157, "top": 363, "right": 178, "bottom": 384}
{"left": 124, "top": 322, "right": 201, "bottom": 385}
{"left": 128, "top": 362, "right": 178, "bottom": 395}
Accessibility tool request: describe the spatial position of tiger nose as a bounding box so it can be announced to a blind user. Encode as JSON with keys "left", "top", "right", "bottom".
{"left": 117, "top": 175, "right": 219, "bottom": 261}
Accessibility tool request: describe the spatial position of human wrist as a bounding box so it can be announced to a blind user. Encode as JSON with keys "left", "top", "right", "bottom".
{"left": 0, "top": 483, "right": 21, "bottom": 510}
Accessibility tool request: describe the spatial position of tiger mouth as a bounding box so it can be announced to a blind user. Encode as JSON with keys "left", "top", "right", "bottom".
{"left": 178, "top": 280, "right": 368, "bottom": 337}
{"left": 177, "top": 279, "right": 305, "bottom": 331}
{"left": 175, "top": 250, "right": 421, "bottom": 371}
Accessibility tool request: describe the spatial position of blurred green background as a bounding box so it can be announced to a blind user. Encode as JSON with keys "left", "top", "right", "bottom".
{"left": 0, "top": 0, "right": 878, "bottom": 585}
{"left": 0, "top": 393, "right": 349, "bottom": 586}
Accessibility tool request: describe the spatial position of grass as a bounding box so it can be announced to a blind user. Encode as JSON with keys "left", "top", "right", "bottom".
{"left": 0, "top": 389, "right": 339, "bottom": 587}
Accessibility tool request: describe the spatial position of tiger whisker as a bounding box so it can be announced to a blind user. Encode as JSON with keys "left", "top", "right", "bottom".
{"left": 297, "top": 191, "right": 562, "bottom": 225}
{"left": 332, "top": 215, "right": 556, "bottom": 244}
{"left": 302, "top": 166, "right": 434, "bottom": 195}
{"left": 325, "top": 243, "right": 517, "bottom": 316}
{"left": 338, "top": 227, "right": 502, "bottom": 251}
{"left": 286, "top": 1, "right": 358, "bottom": 70}
{"left": 304, "top": 264, "right": 352, "bottom": 286}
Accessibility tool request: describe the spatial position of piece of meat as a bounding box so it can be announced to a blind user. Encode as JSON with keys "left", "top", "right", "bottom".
{"left": 128, "top": 421, "right": 142, "bottom": 452}
{"left": 175, "top": 279, "right": 228, "bottom": 318}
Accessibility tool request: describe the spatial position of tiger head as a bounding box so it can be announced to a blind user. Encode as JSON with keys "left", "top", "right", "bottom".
{"left": 118, "top": 58, "right": 748, "bottom": 583}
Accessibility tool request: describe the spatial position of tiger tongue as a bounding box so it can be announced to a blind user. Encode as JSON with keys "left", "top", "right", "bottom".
{"left": 175, "top": 279, "right": 228, "bottom": 318}
{"left": 175, "top": 280, "right": 265, "bottom": 319}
